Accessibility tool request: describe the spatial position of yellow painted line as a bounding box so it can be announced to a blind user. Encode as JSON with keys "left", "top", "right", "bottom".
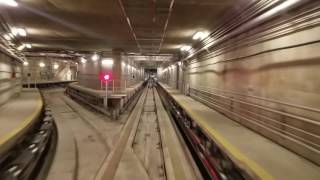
{"left": 161, "top": 85, "right": 274, "bottom": 180}
{"left": 0, "top": 93, "right": 43, "bottom": 147}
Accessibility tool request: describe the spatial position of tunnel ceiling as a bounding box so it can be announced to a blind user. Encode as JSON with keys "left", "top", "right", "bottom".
{"left": 0, "top": 0, "right": 242, "bottom": 57}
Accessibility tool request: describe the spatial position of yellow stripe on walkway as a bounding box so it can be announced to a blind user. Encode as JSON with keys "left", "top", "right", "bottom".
{"left": 169, "top": 91, "right": 274, "bottom": 180}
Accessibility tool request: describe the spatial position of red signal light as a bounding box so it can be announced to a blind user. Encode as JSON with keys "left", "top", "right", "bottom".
{"left": 104, "top": 74, "right": 110, "bottom": 81}
{"left": 99, "top": 72, "right": 112, "bottom": 82}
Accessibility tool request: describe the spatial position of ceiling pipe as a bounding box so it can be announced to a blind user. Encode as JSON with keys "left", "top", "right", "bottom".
{"left": 24, "top": 52, "right": 75, "bottom": 59}
{"left": 158, "top": 0, "right": 175, "bottom": 53}
{"left": 117, "top": 0, "right": 142, "bottom": 52}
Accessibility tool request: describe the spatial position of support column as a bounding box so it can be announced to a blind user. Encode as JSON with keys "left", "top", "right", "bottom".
{"left": 111, "top": 49, "right": 123, "bottom": 90}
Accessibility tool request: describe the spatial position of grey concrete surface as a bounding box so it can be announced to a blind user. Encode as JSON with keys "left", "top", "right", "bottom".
{"left": 94, "top": 88, "right": 148, "bottom": 180}
{"left": 111, "top": 87, "right": 200, "bottom": 180}
{"left": 42, "top": 89, "right": 125, "bottom": 180}
{"left": 130, "top": 89, "right": 165, "bottom": 180}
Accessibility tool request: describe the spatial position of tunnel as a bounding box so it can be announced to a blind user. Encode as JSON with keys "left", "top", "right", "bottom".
{"left": 0, "top": 0, "right": 319, "bottom": 180}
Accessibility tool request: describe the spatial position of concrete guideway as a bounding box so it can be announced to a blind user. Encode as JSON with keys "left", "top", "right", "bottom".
{"left": 95, "top": 84, "right": 199, "bottom": 180}
{"left": 42, "top": 89, "right": 124, "bottom": 180}
{"left": 126, "top": 88, "right": 165, "bottom": 180}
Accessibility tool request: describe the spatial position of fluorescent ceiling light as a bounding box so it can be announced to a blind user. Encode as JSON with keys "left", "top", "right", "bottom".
{"left": 8, "top": 33, "right": 14, "bottom": 38}
{"left": 25, "top": 43, "right": 32, "bottom": 48}
{"left": 193, "top": 31, "right": 209, "bottom": 40}
{"left": 180, "top": 45, "right": 191, "bottom": 51}
{"left": 11, "top": 27, "right": 27, "bottom": 36}
{"left": 18, "top": 28, "right": 27, "bottom": 36}
{"left": 11, "top": 27, "right": 18, "bottom": 36}
{"left": 80, "top": 57, "right": 87, "bottom": 63}
{"left": 101, "top": 58, "right": 114, "bottom": 65}
{"left": 17, "top": 44, "right": 25, "bottom": 51}
{"left": 53, "top": 64, "right": 59, "bottom": 69}
{"left": 3, "top": 34, "right": 11, "bottom": 40}
{"left": 0, "top": 0, "right": 18, "bottom": 7}
{"left": 91, "top": 53, "right": 99, "bottom": 61}
{"left": 39, "top": 62, "right": 45, "bottom": 67}
{"left": 23, "top": 61, "right": 29, "bottom": 66}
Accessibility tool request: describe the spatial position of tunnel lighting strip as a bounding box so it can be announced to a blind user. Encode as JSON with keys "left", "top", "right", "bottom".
{"left": 0, "top": 0, "right": 18, "bottom": 7}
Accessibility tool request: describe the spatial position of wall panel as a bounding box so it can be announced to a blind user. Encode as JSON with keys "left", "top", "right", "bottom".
{"left": 0, "top": 52, "right": 22, "bottom": 106}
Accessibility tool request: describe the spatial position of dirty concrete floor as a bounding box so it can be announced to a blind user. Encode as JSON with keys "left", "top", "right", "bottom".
{"left": 42, "top": 89, "right": 125, "bottom": 180}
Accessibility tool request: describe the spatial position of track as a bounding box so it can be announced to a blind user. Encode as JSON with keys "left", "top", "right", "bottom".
{"left": 40, "top": 84, "right": 198, "bottom": 180}
{"left": 131, "top": 87, "right": 166, "bottom": 180}
{"left": 95, "top": 82, "right": 199, "bottom": 180}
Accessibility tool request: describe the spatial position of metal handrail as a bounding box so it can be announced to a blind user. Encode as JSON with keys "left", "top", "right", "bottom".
{"left": 191, "top": 85, "right": 320, "bottom": 113}
{"left": 190, "top": 87, "right": 320, "bottom": 127}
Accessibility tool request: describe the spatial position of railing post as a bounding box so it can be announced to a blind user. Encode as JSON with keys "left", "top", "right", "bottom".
{"left": 124, "top": 80, "right": 127, "bottom": 91}
{"left": 104, "top": 81, "right": 108, "bottom": 108}
{"left": 112, "top": 80, "right": 115, "bottom": 92}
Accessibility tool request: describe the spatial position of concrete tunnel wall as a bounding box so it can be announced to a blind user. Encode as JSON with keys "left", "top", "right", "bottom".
{"left": 22, "top": 57, "right": 77, "bottom": 83}
{"left": 78, "top": 54, "right": 144, "bottom": 90}
{"left": 0, "top": 52, "right": 22, "bottom": 107}
{"left": 158, "top": 11, "right": 320, "bottom": 165}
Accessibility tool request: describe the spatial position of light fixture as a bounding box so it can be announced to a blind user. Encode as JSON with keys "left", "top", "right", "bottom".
{"left": 101, "top": 58, "right": 114, "bottom": 65}
{"left": 11, "top": 27, "right": 18, "bottom": 36}
{"left": 39, "top": 62, "right": 45, "bottom": 67}
{"left": 23, "top": 61, "right": 29, "bottom": 66}
{"left": 0, "top": 0, "right": 18, "bottom": 7}
{"left": 264, "top": 0, "right": 301, "bottom": 17}
{"left": 104, "top": 74, "right": 110, "bottom": 81}
{"left": 18, "top": 28, "right": 27, "bottom": 36}
{"left": 178, "top": 61, "right": 182, "bottom": 66}
{"left": 3, "top": 34, "right": 11, "bottom": 41}
{"left": 193, "top": 31, "right": 209, "bottom": 40}
{"left": 180, "top": 45, "right": 191, "bottom": 51}
{"left": 25, "top": 43, "right": 32, "bottom": 48}
{"left": 80, "top": 57, "right": 87, "bottom": 63}
{"left": 11, "top": 27, "right": 27, "bottom": 36}
{"left": 53, "top": 64, "right": 59, "bottom": 70}
{"left": 91, "top": 53, "right": 99, "bottom": 61}
{"left": 17, "top": 44, "right": 26, "bottom": 51}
